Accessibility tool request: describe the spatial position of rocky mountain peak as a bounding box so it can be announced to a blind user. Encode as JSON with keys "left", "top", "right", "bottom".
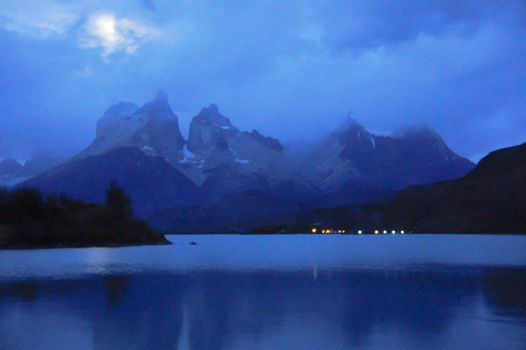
{"left": 395, "top": 124, "right": 450, "bottom": 156}
{"left": 204, "top": 103, "right": 219, "bottom": 114}
{"left": 103, "top": 102, "right": 138, "bottom": 118}
{"left": 97, "top": 102, "right": 138, "bottom": 138}
{"left": 138, "top": 91, "right": 174, "bottom": 116}
{"left": 79, "top": 91, "right": 185, "bottom": 164}
{"left": 340, "top": 117, "right": 367, "bottom": 131}
{"left": 342, "top": 115, "right": 364, "bottom": 129}
{"left": 187, "top": 104, "right": 239, "bottom": 154}
{"left": 296, "top": 116, "right": 474, "bottom": 193}
{"left": 397, "top": 124, "right": 442, "bottom": 142}
{"left": 194, "top": 104, "right": 233, "bottom": 128}
{"left": 335, "top": 118, "right": 375, "bottom": 152}
{"left": 245, "top": 130, "right": 284, "bottom": 152}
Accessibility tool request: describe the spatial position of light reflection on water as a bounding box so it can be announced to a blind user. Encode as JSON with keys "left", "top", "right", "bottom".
{"left": 0, "top": 235, "right": 525, "bottom": 350}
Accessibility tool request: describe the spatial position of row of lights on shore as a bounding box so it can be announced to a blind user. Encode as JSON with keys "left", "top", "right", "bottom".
{"left": 311, "top": 228, "right": 405, "bottom": 235}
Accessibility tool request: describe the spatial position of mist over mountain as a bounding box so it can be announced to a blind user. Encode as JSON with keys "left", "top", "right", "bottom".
{"left": 293, "top": 119, "right": 473, "bottom": 192}
{"left": 1, "top": 1, "right": 526, "bottom": 162}
{"left": 18, "top": 92, "right": 476, "bottom": 232}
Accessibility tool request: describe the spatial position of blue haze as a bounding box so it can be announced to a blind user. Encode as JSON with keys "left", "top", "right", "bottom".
{"left": 0, "top": 0, "right": 525, "bottom": 160}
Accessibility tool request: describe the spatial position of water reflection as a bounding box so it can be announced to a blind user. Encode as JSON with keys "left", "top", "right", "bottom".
{"left": 484, "top": 268, "right": 526, "bottom": 320}
{"left": 0, "top": 267, "right": 525, "bottom": 349}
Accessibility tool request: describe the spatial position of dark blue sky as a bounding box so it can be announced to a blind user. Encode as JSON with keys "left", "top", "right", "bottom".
{"left": 1, "top": 0, "right": 525, "bottom": 161}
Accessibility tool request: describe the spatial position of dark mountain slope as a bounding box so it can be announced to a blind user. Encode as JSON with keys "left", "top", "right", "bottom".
{"left": 381, "top": 142, "right": 526, "bottom": 233}
{"left": 20, "top": 148, "right": 200, "bottom": 216}
{"left": 149, "top": 181, "right": 319, "bottom": 233}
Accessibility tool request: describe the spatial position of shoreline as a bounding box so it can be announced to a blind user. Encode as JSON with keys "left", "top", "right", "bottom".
{"left": 0, "top": 238, "right": 172, "bottom": 251}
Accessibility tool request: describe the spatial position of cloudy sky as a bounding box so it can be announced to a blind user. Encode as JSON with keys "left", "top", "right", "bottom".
{"left": 1, "top": 0, "right": 525, "bottom": 161}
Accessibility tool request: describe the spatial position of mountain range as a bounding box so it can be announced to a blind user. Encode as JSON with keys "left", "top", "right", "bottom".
{"left": 261, "top": 141, "right": 526, "bottom": 234}
{"left": 14, "top": 91, "right": 478, "bottom": 232}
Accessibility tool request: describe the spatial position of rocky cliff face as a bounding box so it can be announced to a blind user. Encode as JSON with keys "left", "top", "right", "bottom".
{"left": 80, "top": 91, "right": 185, "bottom": 165}
{"left": 78, "top": 95, "right": 292, "bottom": 195}
{"left": 179, "top": 104, "right": 292, "bottom": 196}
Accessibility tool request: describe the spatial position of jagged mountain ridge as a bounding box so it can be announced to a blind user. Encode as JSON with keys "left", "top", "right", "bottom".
{"left": 18, "top": 91, "right": 477, "bottom": 232}
{"left": 77, "top": 92, "right": 472, "bottom": 195}
{"left": 78, "top": 93, "right": 292, "bottom": 195}
{"left": 293, "top": 119, "right": 474, "bottom": 191}
{"left": 179, "top": 104, "right": 294, "bottom": 199}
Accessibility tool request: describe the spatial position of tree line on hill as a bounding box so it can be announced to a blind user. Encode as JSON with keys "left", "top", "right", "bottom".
{"left": 0, "top": 181, "right": 168, "bottom": 248}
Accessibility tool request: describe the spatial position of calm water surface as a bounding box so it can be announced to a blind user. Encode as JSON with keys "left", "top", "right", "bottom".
{"left": 0, "top": 234, "right": 525, "bottom": 350}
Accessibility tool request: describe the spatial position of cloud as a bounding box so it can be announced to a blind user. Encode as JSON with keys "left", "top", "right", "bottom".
{"left": 80, "top": 13, "right": 159, "bottom": 57}
{"left": 0, "top": 0, "right": 78, "bottom": 38}
{"left": 317, "top": 0, "right": 526, "bottom": 54}
{"left": 1, "top": 0, "right": 526, "bottom": 160}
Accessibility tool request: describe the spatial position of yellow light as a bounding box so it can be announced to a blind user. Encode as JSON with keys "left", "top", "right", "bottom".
{"left": 312, "top": 228, "right": 317, "bottom": 233}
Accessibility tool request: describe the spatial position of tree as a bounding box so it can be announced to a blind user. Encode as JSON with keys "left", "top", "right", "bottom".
{"left": 7, "top": 188, "right": 46, "bottom": 222}
{"left": 106, "top": 180, "right": 133, "bottom": 219}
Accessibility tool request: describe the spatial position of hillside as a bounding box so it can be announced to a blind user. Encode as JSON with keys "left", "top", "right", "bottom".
{"left": 380, "top": 142, "right": 526, "bottom": 233}
{"left": 21, "top": 148, "right": 200, "bottom": 217}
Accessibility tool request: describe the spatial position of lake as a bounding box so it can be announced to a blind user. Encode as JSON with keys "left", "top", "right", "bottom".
{"left": 0, "top": 234, "right": 525, "bottom": 350}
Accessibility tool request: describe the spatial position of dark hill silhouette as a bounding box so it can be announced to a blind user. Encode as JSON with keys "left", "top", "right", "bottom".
{"left": 21, "top": 148, "right": 200, "bottom": 217}
{"left": 0, "top": 184, "right": 168, "bottom": 249}
{"left": 380, "top": 142, "right": 526, "bottom": 233}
